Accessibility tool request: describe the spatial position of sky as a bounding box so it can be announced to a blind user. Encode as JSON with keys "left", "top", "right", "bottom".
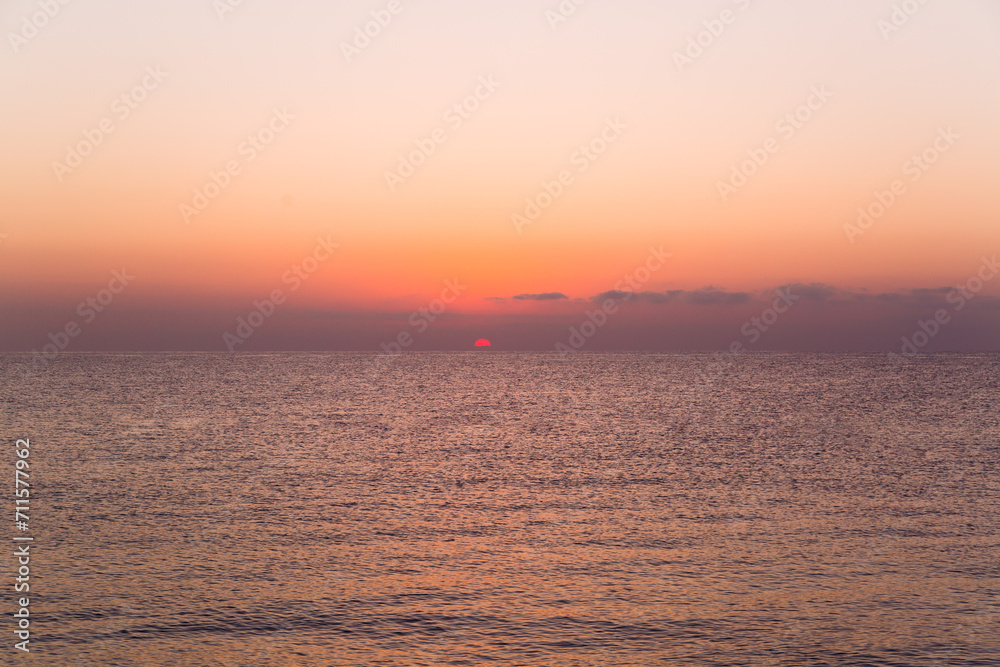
{"left": 2, "top": 0, "right": 999, "bottom": 353}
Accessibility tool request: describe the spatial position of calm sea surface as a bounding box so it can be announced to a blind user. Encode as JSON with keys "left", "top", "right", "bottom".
{"left": 2, "top": 352, "right": 999, "bottom": 666}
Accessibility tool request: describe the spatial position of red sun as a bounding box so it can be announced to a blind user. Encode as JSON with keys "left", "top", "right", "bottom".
{"left": 474, "top": 338, "right": 491, "bottom": 348}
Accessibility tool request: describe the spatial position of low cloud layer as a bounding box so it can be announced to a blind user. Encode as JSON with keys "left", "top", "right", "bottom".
{"left": 1, "top": 279, "right": 998, "bottom": 352}
{"left": 592, "top": 287, "right": 753, "bottom": 306}
{"left": 512, "top": 292, "right": 569, "bottom": 301}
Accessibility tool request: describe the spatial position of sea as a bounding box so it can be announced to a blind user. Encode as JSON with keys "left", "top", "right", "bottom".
{"left": 2, "top": 352, "right": 998, "bottom": 666}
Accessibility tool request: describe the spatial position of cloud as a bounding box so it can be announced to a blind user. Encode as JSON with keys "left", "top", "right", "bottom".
{"left": 684, "top": 287, "right": 753, "bottom": 306}
{"left": 513, "top": 292, "right": 569, "bottom": 301}
{"left": 833, "top": 286, "right": 956, "bottom": 303}
{"left": 588, "top": 283, "right": 981, "bottom": 308}
{"left": 777, "top": 283, "right": 838, "bottom": 301}
{"left": 592, "top": 288, "right": 752, "bottom": 306}
{"left": 594, "top": 290, "right": 632, "bottom": 302}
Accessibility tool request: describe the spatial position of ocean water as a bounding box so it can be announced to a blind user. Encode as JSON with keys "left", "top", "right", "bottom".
{"left": 2, "top": 352, "right": 999, "bottom": 666}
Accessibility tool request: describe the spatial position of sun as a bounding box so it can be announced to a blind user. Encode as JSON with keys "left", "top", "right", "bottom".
{"left": 474, "top": 338, "right": 491, "bottom": 348}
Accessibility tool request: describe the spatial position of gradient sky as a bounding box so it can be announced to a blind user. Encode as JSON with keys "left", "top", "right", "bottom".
{"left": 2, "top": 0, "right": 999, "bottom": 352}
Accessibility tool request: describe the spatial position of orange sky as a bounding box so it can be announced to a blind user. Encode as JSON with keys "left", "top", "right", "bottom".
{"left": 2, "top": 0, "right": 999, "bottom": 351}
